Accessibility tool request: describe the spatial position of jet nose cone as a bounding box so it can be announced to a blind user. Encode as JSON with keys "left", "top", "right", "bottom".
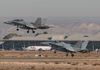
{"left": 4, "top": 22, "right": 7, "bottom": 24}
{"left": 4, "top": 21, "right": 12, "bottom": 24}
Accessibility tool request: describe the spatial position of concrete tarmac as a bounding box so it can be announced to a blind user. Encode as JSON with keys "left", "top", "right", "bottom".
{"left": 0, "top": 57, "right": 100, "bottom": 63}
{"left": 0, "top": 57, "right": 100, "bottom": 59}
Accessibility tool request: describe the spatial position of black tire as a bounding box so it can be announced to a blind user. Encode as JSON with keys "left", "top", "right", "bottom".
{"left": 71, "top": 54, "right": 74, "bottom": 57}
{"left": 54, "top": 51, "right": 56, "bottom": 53}
{"left": 27, "top": 31, "right": 29, "bottom": 33}
{"left": 66, "top": 54, "right": 68, "bottom": 56}
{"left": 16, "top": 29, "right": 19, "bottom": 31}
{"left": 33, "top": 31, "right": 35, "bottom": 33}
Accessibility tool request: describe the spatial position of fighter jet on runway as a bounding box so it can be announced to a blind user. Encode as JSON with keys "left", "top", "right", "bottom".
{"left": 4, "top": 18, "right": 51, "bottom": 33}
{"left": 41, "top": 40, "right": 89, "bottom": 57}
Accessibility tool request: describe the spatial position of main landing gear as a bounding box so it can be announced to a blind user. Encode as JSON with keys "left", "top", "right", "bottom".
{"left": 54, "top": 51, "right": 56, "bottom": 53}
{"left": 66, "top": 51, "right": 74, "bottom": 57}
{"left": 16, "top": 26, "right": 19, "bottom": 31}
{"left": 16, "top": 29, "right": 19, "bottom": 31}
{"left": 54, "top": 50, "right": 74, "bottom": 57}
{"left": 27, "top": 30, "right": 29, "bottom": 33}
{"left": 71, "top": 53, "right": 74, "bottom": 57}
{"left": 66, "top": 51, "right": 68, "bottom": 56}
{"left": 32, "top": 31, "right": 35, "bottom": 33}
{"left": 27, "top": 30, "right": 35, "bottom": 33}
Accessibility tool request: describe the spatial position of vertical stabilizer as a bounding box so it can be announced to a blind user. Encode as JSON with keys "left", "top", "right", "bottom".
{"left": 81, "top": 41, "right": 88, "bottom": 50}
{"left": 34, "top": 18, "right": 41, "bottom": 27}
{"left": 74, "top": 41, "right": 82, "bottom": 49}
{"left": 41, "top": 18, "right": 47, "bottom": 27}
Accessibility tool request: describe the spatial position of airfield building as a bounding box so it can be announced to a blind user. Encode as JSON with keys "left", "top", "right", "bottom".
{"left": 0, "top": 34, "right": 100, "bottom": 50}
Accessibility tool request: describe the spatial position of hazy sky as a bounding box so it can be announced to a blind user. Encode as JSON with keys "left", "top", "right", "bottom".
{"left": 0, "top": 0, "right": 100, "bottom": 17}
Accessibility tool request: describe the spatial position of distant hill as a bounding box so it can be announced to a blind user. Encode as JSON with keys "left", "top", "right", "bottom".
{"left": 3, "top": 33, "right": 22, "bottom": 39}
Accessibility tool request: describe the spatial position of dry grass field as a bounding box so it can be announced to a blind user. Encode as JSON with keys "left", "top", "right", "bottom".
{"left": 0, "top": 51, "right": 100, "bottom": 70}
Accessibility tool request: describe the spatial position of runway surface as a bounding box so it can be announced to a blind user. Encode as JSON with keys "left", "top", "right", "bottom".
{"left": 0, "top": 57, "right": 100, "bottom": 59}
{"left": 0, "top": 57, "right": 100, "bottom": 63}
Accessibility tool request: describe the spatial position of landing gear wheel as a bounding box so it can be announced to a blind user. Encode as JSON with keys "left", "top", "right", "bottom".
{"left": 54, "top": 51, "right": 56, "bottom": 53}
{"left": 66, "top": 54, "right": 68, "bottom": 56}
{"left": 27, "top": 31, "right": 29, "bottom": 33}
{"left": 71, "top": 54, "right": 74, "bottom": 57}
{"left": 33, "top": 31, "right": 35, "bottom": 33}
{"left": 16, "top": 29, "right": 19, "bottom": 31}
{"left": 66, "top": 51, "right": 68, "bottom": 56}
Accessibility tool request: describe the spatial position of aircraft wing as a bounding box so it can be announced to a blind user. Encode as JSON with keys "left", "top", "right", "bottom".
{"left": 61, "top": 42, "right": 75, "bottom": 52}
{"left": 25, "top": 24, "right": 36, "bottom": 28}
{"left": 41, "top": 42, "right": 75, "bottom": 52}
{"left": 50, "top": 42, "right": 75, "bottom": 52}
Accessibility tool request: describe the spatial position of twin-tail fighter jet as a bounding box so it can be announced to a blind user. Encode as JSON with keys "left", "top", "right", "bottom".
{"left": 41, "top": 40, "right": 89, "bottom": 57}
{"left": 4, "top": 18, "right": 52, "bottom": 33}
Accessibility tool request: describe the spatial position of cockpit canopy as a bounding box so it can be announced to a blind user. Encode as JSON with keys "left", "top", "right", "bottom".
{"left": 13, "top": 19, "right": 23, "bottom": 21}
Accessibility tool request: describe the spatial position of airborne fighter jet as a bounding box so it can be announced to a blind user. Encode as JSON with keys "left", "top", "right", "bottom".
{"left": 4, "top": 18, "right": 51, "bottom": 33}
{"left": 41, "top": 40, "right": 89, "bottom": 57}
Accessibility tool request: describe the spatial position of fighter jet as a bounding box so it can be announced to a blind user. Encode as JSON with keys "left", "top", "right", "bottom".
{"left": 4, "top": 18, "right": 51, "bottom": 33}
{"left": 41, "top": 40, "right": 89, "bottom": 57}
